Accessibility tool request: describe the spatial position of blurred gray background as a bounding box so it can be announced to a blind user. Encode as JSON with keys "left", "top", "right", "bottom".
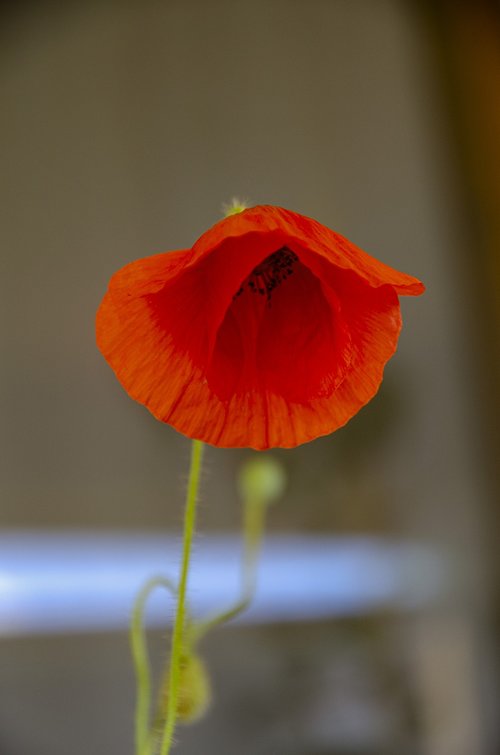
{"left": 1, "top": 1, "right": 499, "bottom": 754}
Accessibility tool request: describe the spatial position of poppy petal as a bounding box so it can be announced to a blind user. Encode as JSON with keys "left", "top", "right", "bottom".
{"left": 191, "top": 206, "right": 425, "bottom": 296}
{"left": 96, "top": 206, "right": 424, "bottom": 449}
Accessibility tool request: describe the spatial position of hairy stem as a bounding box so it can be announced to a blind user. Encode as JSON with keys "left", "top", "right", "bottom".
{"left": 131, "top": 575, "right": 177, "bottom": 755}
{"left": 159, "top": 439, "right": 204, "bottom": 755}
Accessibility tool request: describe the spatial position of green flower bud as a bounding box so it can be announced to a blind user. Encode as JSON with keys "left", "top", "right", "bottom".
{"left": 161, "top": 652, "right": 212, "bottom": 725}
{"left": 238, "top": 456, "right": 286, "bottom": 505}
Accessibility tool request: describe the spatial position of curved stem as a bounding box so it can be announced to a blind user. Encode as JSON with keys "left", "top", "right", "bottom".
{"left": 189, "top": 494, "right": 266, "bottom": 644}
{"left": 130, "top": 575, "right": 178, "bottom": 755}
{"left": 159, "top": 439, "right": 204, "bottom": 755}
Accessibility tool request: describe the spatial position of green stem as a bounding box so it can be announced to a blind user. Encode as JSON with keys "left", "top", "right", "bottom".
{"left": 189, "top": 494, "right": 266, "bottom": 644}
{"left": 130, "top": 575, "right": 178, "bottom": 755}
{"left": 159, "top": 439, "right": 204, "bottom": 755}
{"left": 242, "top": 494, "right": 266, "bottom": 596}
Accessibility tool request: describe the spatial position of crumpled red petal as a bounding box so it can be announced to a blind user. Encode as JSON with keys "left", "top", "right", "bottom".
{"left": 96, "top": 206, "right": 424, "bottom": 449}
{"left": 190, "top": 206, "right": 425, "bottom": 295}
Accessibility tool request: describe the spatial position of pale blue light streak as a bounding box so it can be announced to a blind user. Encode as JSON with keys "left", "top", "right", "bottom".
{"left": 0, "top": 531, "right": 447, "bottom": 636}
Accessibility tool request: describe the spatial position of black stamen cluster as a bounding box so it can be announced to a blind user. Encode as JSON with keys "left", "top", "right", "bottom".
{"left": 233, "top": 247, "right": 299, "bottom": 304}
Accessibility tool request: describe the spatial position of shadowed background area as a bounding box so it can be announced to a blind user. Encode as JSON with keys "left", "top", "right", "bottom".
{"left": 1, "top": 1, "right": 499, "bottom": 754}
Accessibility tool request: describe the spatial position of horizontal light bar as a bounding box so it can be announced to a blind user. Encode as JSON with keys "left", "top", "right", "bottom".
{"left": 0, "top": 531, "right": 448, "bottom": 636}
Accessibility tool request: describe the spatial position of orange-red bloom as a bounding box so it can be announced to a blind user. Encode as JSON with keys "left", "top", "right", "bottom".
{"left": 96, "top": 206, "right": 424, "bottom": 449}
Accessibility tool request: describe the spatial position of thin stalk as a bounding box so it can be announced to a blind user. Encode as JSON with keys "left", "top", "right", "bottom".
{"left": 189, "top": 494, "right": 266, "bottom": 644}
{"left": 130, "top": 575, "right": 177, "bottom": 755}
{"left": 159, "top": 439, "right": 204, "bottom": 755}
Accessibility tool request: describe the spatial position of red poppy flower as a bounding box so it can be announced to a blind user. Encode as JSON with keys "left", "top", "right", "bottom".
{"left": 96, "top": 206, "right": 424, "bottom": 449}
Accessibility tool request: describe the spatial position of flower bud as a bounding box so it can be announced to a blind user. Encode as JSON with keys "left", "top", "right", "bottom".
{"left": 161, "top": 652, "right": 212, "bottom": 725}
{"left": 238, "top": 456, "right": 286, "bottom": 505}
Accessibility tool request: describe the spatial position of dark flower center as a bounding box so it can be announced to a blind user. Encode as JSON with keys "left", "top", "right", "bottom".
{"left": 233, "top": 247, "right": 299, "bottom": 304}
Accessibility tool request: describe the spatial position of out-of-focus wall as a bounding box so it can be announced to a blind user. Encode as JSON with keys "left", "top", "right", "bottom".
{"left": 0, "top": 1, "right": 497, "bottom": 754}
